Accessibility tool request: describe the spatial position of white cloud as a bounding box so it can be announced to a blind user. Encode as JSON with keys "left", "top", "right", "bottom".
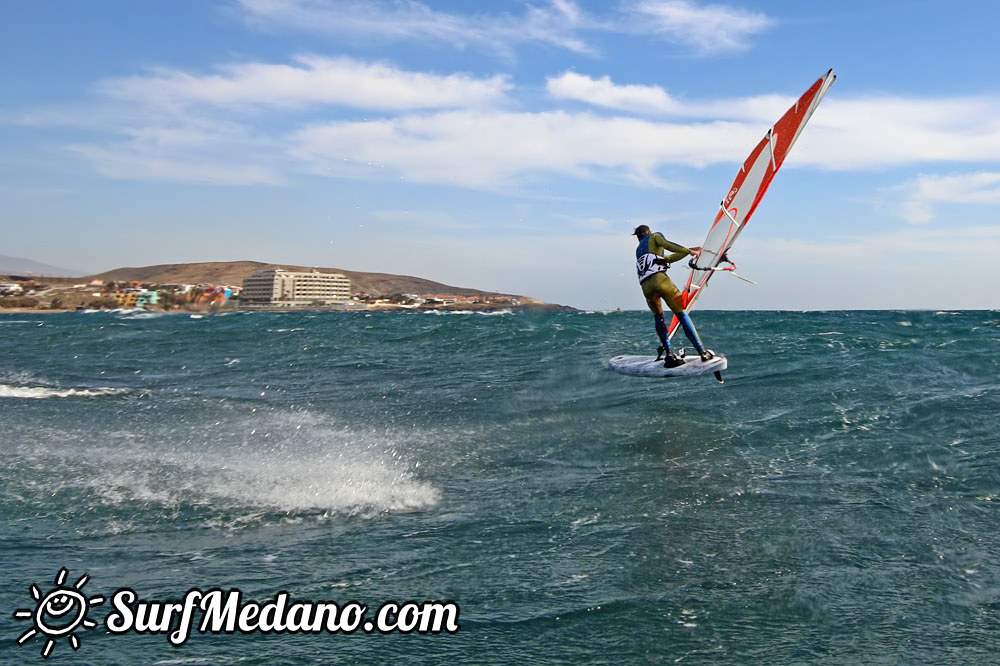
{"left": 544, "top": 70, "right": 825, "bottom": 125}
{"left": 43, "top": 59, "right": 1000, "bottom": 200}
{"left": 236, "top": 0, "right": 774, "bottom": 57}
{"left": 546, "top": 71, "right": 678, "bottom": 114}
{"left": 743, "top": 224, "right": 1000, "bottom": 263}
{"left": 907, "top": 171, "right": 1000, "bottom": 204}
{"left": 542, "top": 74, "right": 1000, "bottom": 174}
{"left": 624, "top": 0, "right": 774, "bottom": 54}
{"left": 289, "top": 110, "right": 759, "bottom": 189}
{"left": 787, "top": 96, "right": 1000, "bottom": 170}
{"left": 884, "top": 171, "right": 1000, "bottom": 223}
{"left": 894, "top": 200, "right": 935, "bottom": 224}
{"left": 280, "top": 75, "right": 1000, "bottom": 192}
{"left": 237, "top": 0, "right": 592, "bottom": 55}
{"left": 101, "top": 56, "right": 511, "bottom": 111}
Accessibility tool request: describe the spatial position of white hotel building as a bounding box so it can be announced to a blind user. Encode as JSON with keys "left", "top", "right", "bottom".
{"left": 241, "top": 269, "right": 351, "bottom": 306}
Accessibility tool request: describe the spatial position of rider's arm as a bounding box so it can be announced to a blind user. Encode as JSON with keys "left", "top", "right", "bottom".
{"left": 650, "top": 233, "right": 693, "bottom": 264}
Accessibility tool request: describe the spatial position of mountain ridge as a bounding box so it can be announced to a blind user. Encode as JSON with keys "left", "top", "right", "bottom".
{"left": 3, "top": 259, "right": 538, "bottom": 301}
{"left": 0, "top": 255, "right": 84, "bottom": 277}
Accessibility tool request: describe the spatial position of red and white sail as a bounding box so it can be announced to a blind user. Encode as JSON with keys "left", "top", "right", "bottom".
{"left": 669, "top": 69, "right": 836, "bottom": 338}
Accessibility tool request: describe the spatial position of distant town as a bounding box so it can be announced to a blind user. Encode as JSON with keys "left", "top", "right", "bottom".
{"left": 0, "top": 266, "right": 552, "bottom": 313}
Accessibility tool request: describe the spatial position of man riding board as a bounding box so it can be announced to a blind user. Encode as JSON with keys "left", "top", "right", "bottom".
{"left": 633, "top": 224, "right": 714, "bottom": 368}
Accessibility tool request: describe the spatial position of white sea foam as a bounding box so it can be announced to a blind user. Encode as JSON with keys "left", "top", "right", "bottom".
{"left": 21, "top": 408, "right": 440, "bottom": 523}
{"left": 117, "top": 309, "right": 162, "bottom": 319}
{"left": 76, "top": 307, "right": 144, "bottom": 315}
{"left": 421, "top": 308, "right": 513, "bottom": 316}
{"left": 202, "top": 454, "right": 439, "bottom": 516}
{"left": 0, "top": 384, "right": 128, "bottom": 399}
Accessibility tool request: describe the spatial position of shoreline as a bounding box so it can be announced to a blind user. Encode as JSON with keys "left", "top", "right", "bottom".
{"left": 0, "top": 302, "right": 577, "bottom": 315}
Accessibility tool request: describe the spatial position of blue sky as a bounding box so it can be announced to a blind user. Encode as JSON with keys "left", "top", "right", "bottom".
{"left": 2, "top": 0, "right": 999, "bottom": 310}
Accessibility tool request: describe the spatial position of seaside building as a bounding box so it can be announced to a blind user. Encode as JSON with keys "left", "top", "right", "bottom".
{"left": 135, "top": 290, "right": 159, "bottom": 308}
{"left": 241, "top": 269, "right": 351, "bottom": 306}
{"left": 112, "top": 292, "right": 140, "bottom": 308}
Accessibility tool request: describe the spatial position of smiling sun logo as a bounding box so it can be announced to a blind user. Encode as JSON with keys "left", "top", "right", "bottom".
{"left": 13, "top": 568, "right": 105, "bottom": 658}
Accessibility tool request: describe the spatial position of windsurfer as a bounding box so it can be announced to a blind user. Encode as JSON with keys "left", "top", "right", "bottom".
{"left": 632, "top": 225, "right": 713, "bottom": 368}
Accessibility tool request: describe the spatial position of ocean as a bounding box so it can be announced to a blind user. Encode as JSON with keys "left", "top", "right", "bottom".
{"left": 2, "top": 309, "right": 999, "bottom": 664}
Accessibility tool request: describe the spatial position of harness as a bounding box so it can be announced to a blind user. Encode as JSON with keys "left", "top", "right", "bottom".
{"left": 635, "top": 235, "right": 670, "bottom": 283}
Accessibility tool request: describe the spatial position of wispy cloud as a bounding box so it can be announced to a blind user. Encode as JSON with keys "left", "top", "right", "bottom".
{"left": 910, "top": 172, "right": 1000, "bottom": 205}
{"left": 787, "top": 96, "right": 1000, "bottom": 170}
{"left": 44, "top": 60, "right": 1000, "bottom": 194}
{"left": 289, "top": 110, "right": 756, "bottom": 190}
{"left": 883, "top": 171, "right": 1000, "bottom": 223}
{"left": 746, "top": 224, "right": 1000, "bottom": 262}
{"left": 237, "top": 0, "right": 593, "bottom": 56}
{"left": 623, "top": 0, "right": 774, "bottom": 54}
{"left": 101, "top": 56, "right": 512, "bottom": 111}
{"left": 235, "top": 0, "right": 774, "bottom": 57}
{"left": 283, "top": 76, "right": 1000, "bottom": 192}
{"left": 544, "top": 71, "right": 800, "bottom": 120}
{"left": 728, "top": 225, "right": 1000, "bottom": 309}
{"left": 68, "top": 142, "right": 282, "bottom": 186}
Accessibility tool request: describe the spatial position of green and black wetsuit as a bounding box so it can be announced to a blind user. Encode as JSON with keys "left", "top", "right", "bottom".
{"left": 635, "top": 232, "right": 707, "bottom": 356}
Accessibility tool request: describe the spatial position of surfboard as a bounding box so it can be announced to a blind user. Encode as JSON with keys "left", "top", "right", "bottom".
{"left": 608, "top": 353, "right": 727, "bottom": 380}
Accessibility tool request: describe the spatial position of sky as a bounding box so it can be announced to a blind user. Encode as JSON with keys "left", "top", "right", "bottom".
{"left": 2, "top": 0, "right": 999, "bottom": 310}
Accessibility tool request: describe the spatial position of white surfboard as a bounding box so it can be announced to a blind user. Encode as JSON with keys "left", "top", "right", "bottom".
{"left": 608, "top": 353, "right": 727, "bottom": 380}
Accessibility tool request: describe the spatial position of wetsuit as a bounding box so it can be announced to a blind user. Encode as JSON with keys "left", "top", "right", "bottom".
{"left": 636, "top": 232, "right": 708, "bottom": 358}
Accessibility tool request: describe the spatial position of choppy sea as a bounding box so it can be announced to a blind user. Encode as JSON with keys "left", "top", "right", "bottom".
{"left": 2, "top": 309, "right": 999, "bottom": 664}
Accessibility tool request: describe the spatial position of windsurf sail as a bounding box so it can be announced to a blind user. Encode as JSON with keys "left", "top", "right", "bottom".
{"left": 668, "top": 69, "right": 836, "bottom": 338}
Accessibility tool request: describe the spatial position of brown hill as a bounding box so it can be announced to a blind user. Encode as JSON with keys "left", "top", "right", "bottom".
{"left": 86, "top": 261, "right": 530, "bottom": 300}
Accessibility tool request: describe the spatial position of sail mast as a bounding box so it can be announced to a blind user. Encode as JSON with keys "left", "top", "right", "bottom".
{"left": 668, "top": 69, "right": 836, "bottom": 338}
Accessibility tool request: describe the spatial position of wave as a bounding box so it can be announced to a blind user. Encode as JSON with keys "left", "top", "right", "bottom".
{"left": 0, "top": 384, "right": 130, "bottom": 399}
{"left": 421, "top": 308, "right": 514, "bottom": 317}
{"left": 74, "top": 453, "right": 439, "bottom": 521}
{"left": 75, "top": 308, "right": 163, "bottom": 319}
{"left": 6, "top": 408, "right": 439, "bottom": 528}
{"left": 117, "top": 309, "right": 163, "bottom": 319}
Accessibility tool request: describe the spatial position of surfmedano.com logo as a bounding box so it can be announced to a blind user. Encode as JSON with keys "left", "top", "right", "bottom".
{"left": 14, "top": 568, "right": 461, "bottom": 659}
{"left": 14, "top": 568, "right": 105, "bottom": 658}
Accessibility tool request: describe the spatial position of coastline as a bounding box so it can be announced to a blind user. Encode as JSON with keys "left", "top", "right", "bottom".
{"left": 0, "top": 301, "right": 577, "bottom": 315}
{"left": 2, "top": 267, "right": 576, "bottom": 314}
